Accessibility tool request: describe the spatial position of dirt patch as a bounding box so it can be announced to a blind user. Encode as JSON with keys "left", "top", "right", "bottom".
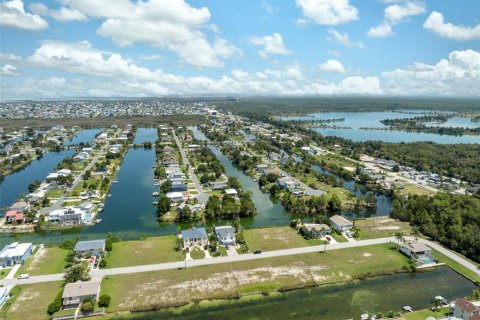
{"left": 28, "top": 247, "right": 46, "bottom": 272}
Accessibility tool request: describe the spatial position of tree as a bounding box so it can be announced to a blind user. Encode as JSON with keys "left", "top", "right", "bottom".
{"left": 227, "top": 176, "right": 241, "bottom": 190}
{"left": 327, "top": 194, "right": 342, "bottom": 213}
{"left": 176, "top": 206, "right": 192, "bottom": 222}
{"left": 394, "top": 232, "right": 405, "bottom": 244}
{"left": 47, "top": 290, "right": 63, "bottom": 315}
{"left": 64, "top": 264, "right": 89, "bottom": 283}
{"left": 81, "top": 297, "right": 95, "bottom": 313}
{"left": 365, "top": 192, "right": 377, "bottom": 207}
{"left": 392, "top": 164, "right": 400, "bottom": 172}
{"left": 412, "top": 226, "right": 421, "bottom": 240}
{"left": 160, "top": 179, "right": 172, "bottom": 194}
{"left": 98, "top": 294, "right": 111, "bottom": 308}
{"left": 157, "top": 195, "right": 171, "bottom": 215}
{"left": 28, "top": 180, "right": 41, "bottom": 193}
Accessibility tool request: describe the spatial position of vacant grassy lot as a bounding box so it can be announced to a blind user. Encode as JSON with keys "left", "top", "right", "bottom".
{"left": 101, "top": 243, "right": 409, "bottom": 312}
{"left": 356, "top": 217, "right": 412, "bottom": 240}
{"left": 397, "top": 182, "right": 434, "bottom": 196}
{"left": 243, "top": 227, "right": 312, "bottom": 251}
{"left": 107, "top": 236, "right": 185, "bottom": 268}
{"left": 4, "top": 282, "right": 63, "bottom": 320}
{"left": 16, "top": 247, "right": 68, "bottom": 276}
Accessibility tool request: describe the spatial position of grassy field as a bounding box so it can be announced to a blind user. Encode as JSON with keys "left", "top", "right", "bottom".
{"left": 16, "top": 247, "right": 68, "bottom": 276}
{"left": 431, "top": 249, "right": 480, "bottom": 283}
{"left": 397, "top": 182, "right": 434, "bottom": 196}
{"left": 243, "top": 227, "right": 313, "bottom": 251}
{"left": 46, "top": 189, "right": 65, "bottom": 198}
{"left": 403, "top": 307, "right": 449, "bottom": 320}
{"left": 4, "top": 282, "right": 63, "bottom": 320}
{"left": 106, "top": 236, "right": 185, "bottom": 268}
{"left": 331, "top": 233, "right": 348, "bottom": 243}
{"left": 356, "top": 217, "right": 412, "bottom": 240}
{"left": 100, "top": 243, "right": 410, "bottom": 312}
{"left": 190, "top": 247, "right": 205, "bottom": 259}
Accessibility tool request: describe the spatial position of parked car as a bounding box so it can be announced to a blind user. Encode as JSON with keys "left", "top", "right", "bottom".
{"left": 17, "top": 274, "right": 30, "bottom": 279}
{"left": 325, "top": 236, "right": 332, "bottom": 241}
{"left": 254, "top": 250, "right": 262, "bottom": 254}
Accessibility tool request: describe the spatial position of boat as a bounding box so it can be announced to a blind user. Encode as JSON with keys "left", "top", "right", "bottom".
{"left": 113, "top": 180, "right": 118, "bottom": 183}
{"left": 153, "top": 201, "right": 158, "bottom": 205}
{"left": 152, "top": 192, "right": 159, "bottom": 196}
{"left": 95, "top": 219, "right": 102, "bottom": 223}
{"left": 107, "top": 194, "right": 112, "bottom": 198}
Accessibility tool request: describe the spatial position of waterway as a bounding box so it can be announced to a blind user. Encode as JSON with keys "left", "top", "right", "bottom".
{"left": 63, "top": 128, "right": 103, "bottom": 146}
{"left": 106, "top": 267, "right": 477, "bottom": 320}
{"left": 282, "top": 111, "right": 480, "bottom": 144}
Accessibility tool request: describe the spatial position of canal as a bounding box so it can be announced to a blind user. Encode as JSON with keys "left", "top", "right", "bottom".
{"left": 104, "top": 267, "right": 478, "bottom": 320}
{"left": 64, "top": 128, "right": 103, "bottom": 146}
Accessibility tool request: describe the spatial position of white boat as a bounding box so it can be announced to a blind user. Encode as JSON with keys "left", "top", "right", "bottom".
{"left": 113, "top": 180, "right": 118, "bottom": 183}
{"left": 153, "top": 201, "right": 158, "bottom": 205}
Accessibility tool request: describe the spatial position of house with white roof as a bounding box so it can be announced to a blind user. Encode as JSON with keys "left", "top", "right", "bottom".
{"left": 0, "top": 242, "right": 33, "bottom": 267}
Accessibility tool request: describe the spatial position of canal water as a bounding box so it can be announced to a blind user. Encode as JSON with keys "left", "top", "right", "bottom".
{"left": 282, "top": 111, "right": 480, "bottom": 144}
{"left": 105, "top": 267, "right": 478, "bottom": 320}
{"left": 63, "top": 128, "right": 103, "bottom": 146}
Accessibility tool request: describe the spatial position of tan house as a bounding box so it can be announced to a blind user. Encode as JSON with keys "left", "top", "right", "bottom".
{"left": 62, "top": 281, "right": 100, "bottom": 307}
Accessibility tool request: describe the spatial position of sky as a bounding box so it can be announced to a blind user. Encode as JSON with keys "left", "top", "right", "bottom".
{"left": 0, "top": 0, "right": 479, "bottom": 100}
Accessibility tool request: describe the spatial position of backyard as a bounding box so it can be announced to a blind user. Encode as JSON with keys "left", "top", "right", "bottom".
{"left": 100, "top": 243, "right": 410, "bottom": 312}
{"left": 16, "top": 246, "right": 68, "bottom": 276}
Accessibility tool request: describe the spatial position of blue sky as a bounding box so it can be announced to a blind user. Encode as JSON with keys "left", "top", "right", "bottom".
{"left": 1, "top": 0, "right": 479, "bottom": 99}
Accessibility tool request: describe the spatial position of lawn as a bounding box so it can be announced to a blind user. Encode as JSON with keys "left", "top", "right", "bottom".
{"left": 431, "top": 249, "right": 480, "bottom": 283}
{"left": 356, "top": 217, "right": 412, "bottom": 240}
{"left": 397, "top": 182, "right": 434, "bottom": 196}
{"left": 403, "top": 307, "right": 449, "bottom": 320}
{"left": 46, "top": 189, "right": 65, "bottom": 198}
{"left": 106, "top": 236, "right": 185, "bottom": 268}
{"left": 3, "top": 282, "right": 63, "bottom": 320}
{"left": 243, "top": 227, "right": 312, "bottom": 252}
{"left": 100, "top": 243, "right": 410, "bottom": 312}
{"left": 16, "top": 246, "right": 68, "bottom": 276}
{"left": 331, "top": 233, "right": 348, "bottom": 243}
{"left": 190, "top": 247, "right": 205, "bottom": 259}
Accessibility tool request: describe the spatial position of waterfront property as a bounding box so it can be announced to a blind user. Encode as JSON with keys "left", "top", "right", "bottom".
{"left": 74, "top": 239, "right": 106, "bottom": 255}
{"left": 62, "top": 281, "right": 100, "bottom": 307}
{"left": 452, "top": 298, "right": 480, "bottom": 320}
{"left": 0, "top": 242, "right": 33, "bottom": 267}
{"left": 214, "top": 226, "right": 236, "bottom": 246}
{"left": 400, "top": 240, "right": 437, "bottom": 266}
{"left": 4, "top": 211, "right": 24, "bottom": 224}
{"left": 329, "top": 215, "right": 353, "bottom": 233}
{"left": 304, "top": 223, "right": 331, "bottom": 238}
{"left": 181, "top": 227, "right": 208, "bottom": 248}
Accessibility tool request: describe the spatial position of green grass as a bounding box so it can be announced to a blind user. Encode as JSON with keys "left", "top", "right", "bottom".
{"left": 404, "top": 307, "right": 449, "bottom": 320}
{"left": 431, "top": 249, "right": 480, "bottom": 283}
{"left": 0, "top": 268, "right": 10, "bottom": 279}
{"left": 100, "top": 243, "right": 409, "bottom": 312}
{"left": 331, "top": 233, "right": 348, "bottom": 243}
{"left": 106, "top": 236, "right": 185, "bottom": 268}
{"left": 356, "top": 217, "right": 412, "bottom": 240}
{"left": 190, "top": 247, "right": 206, "bottom": 259}
{"left": 16, "top": 247, "right": 68, "bottom": 276}
{"left": 243, "top": 227, "right": 313, "bottom": 252}
{"left": 46, "top": 189, "right": 65, "bottom": 198}
{"left": 3, "top": 282, "right": 63, "bottom": 320}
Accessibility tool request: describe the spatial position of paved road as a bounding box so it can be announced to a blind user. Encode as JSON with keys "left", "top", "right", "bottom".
{"left": 172, "top": 129, "right": 209, "bottom": 204}
{"left": 39, "top": 143, "right": 109, "bottom": 214}
{"left": 274, "top": 165, "right": 326, "bottom": 197}
{"left": 2, "top": 236, "right": 478, "bottom": 287}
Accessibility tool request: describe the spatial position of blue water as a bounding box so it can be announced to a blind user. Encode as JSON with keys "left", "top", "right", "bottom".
{"left": 282, "top": 111, "right": 480, "bottom": 144}
{"left": 64, "top": 128, "right": 103, "bottom": 146}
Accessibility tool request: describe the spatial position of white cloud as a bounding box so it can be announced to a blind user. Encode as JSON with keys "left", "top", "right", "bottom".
{"left": 50, "top": 7, "right": 88, "bottom": 22}
{"left": 319, "top": 59, "right": 345, "bottom": 73}
{"left": 304, "top": 76, "right": 382, "bottom": 95}
{"left": 58, "top": 0, "right": 240, "bottom": 67}
{"left": 295, "top": 0, "right": 358, "bottom": 25}
{"left": 367, "top": 1, "right": 425, "bottom": 38}
{"left": 327, "top": 29, "right": 364, "bottom": 48}
{"left": 382, "top": 49, "right": 480, "bottom": 96}
{"left": 261, "top": 1, "right": 277, "bottom": 16}
{"left": 0, "top": 0, "right": 48, "bottom": 31}
{"left": 28, "top": 2, "right": 48, "bottom": 16}
{"left": 250, "top": 33, "right": 292, "bottom": 58}
{"left": 0, "top": 53, "right": 22, "bottom": 62}
{"left": 1, "top": 64, "right": 21, "bottom": 76}
{"left": 423, "top": 11, "right": 480, "bottom": 41}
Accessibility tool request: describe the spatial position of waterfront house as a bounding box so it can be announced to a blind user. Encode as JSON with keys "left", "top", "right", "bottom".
{"left": 91, "top": 167, "right": 109, "bottom": 178}
{"left": 74, "top": 240, "right": 106, "bottom": 256}
{"left": 48, "top": 207, "right": 83, "bottom": 225}
{"left": 0, "top": 242, "right": 33, "bottom": 267}
{"left": 62, "top": 281, "right": 100, "bottom": 308}
{"left": 210, "top": 180, "right": 228, "bottom": 190}
{"left": 214, "top": 226, "right": 236, "bottom": 246}
{"left": 181, "top": 227, "right": 208, "bottom": 248}
{"left": 9, "top": 201, "right": 30, "bottom": 213}
{"left": 452, "top": 298, "right": 480, "bottom": 320}
{"left": 171, "top": 181, "right": 188, "bottom": 192}
{"left": 165, "top": 166, "right": 184, "bottom": 179}
{"left": 224, "top": 189, "right": 238, "bottom": 197}
{"left": 329, "top": 215, "right": 353, "bottom": 233}
{"left": 262, "top": 168, "right": 282, "bottom": 177}
{"left": 256, "top": 164, "right": 268, "bottom": 171}
{"left": 304, "top": 223, "right": 331, "bottom": 238}
{"left": 162, "top": 157, "right": 180, "bottom": 166}
{"left": 166, "top": 192, "right": 184, "bottom": 202}
{"left": 399, "top": 240, "right": 431, "bottom": 257}
{"left": 5, "top": 211, "right": 24, "bottom": 224}
{"left": 163, "top": 146, "right": 175, "bottom": 155}
{"left": 277, "top": 177, "right": 297, "bottom": 191}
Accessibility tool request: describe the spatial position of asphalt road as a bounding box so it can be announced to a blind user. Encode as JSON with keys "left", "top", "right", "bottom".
{"left": 2, "top": 236, "right": 477, "bottom": 287}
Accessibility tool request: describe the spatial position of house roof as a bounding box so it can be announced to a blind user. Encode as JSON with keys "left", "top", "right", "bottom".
{"left": 181, "top": 227, "right": 207, "bottom": 240}
{"left": 329, "top": 215, "right": 352, "bottom": 227}
{"left": 62, "top": 281, "right": 100, "bottom": 299}
{"left": 74, "top": 239, "right": 106, "bottom": 252}
{"left": 401, "top": 240, "right": 430, "bottom": 253}
{"left": 455, "top": 298, "right": 480, "bottom": 313}
{"left": 0, "top": 242, "right": 32, "bottom": 259}
{"left": 304, "top": 223, "right": 330, "bottom": 232}
{"left": 224, "top": 189, "right": 238, "bottom": 195}
{"left": 215, "top": 226, "right": 235, "bottom": 238}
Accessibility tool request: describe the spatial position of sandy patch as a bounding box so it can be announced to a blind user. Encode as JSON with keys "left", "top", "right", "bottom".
{"left": 362, "top": 253, "right": 372, "bottom": 257}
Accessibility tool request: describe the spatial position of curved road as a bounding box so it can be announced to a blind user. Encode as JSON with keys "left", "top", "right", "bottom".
{"left": 2, "top": 236, "right": 478, "bottom": 287}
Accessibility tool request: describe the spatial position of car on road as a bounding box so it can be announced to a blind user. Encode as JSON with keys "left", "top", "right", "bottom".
{"left": 325, "top": 236, "right": 332, "bottom": 241}
{"left": 253, "top": 250, "right": 262, "bottom": 254}
{"left": 17, "top": 274, "right": 30, "bottom": 279}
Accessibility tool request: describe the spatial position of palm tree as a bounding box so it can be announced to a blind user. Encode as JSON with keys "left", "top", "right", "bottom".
{"left": 412, "top": 227, "right": 421, "bottom": 240}
{"left": 324, "top": 238, "right": 330, "bottom": 253}
{"left": 394, "top": 232, "right": 405, "bottom": 244}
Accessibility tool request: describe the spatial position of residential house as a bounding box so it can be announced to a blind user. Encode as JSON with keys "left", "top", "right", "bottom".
{"left": 165, "top": 166, "right": 184, "bottom": 179}
{"left": 74, "top": 239, "right": 106, "bottom": 255}
{"left": 171, "top": 181, "right": 187, "bottom": 192}
{"left": 256, "top": 164, "right": 268, "bottom": 171}
{"left": 214, "top": 226, "right": 236, "bottom": 246}
{"left": 166, "top": 192, "right": 184, "bottom": 202}
{"left": 277, "top": 177, "right": 297, "bottom": 191}
{"left": 399, "top": 240, "right": 436, "bottom": 266}
{"left": 48, "top": 207, "right": 83, "bottom": 225}
{"left": 181, "top": 227, "right": 208, "bottom": 248}
{"left": 4, "top": 211, "right": 24, "bottom": 224}
{"left": 163, "top": 146, "right": 175, "bottom": 155}
{"left": 62, "top": 281, "right": 100, "bottom": 308}
{"left": 452, "top": 298, "right": 480, "bottom": 320}
{"left": 187, "top": 144, "right": 200, "bottom": 152}
{"left": 91, "top": 167, "right": 109, "bottom": 178}
{"left": 268, "top": 152, "right": 280, "bottom": 162}
{"left": 304, "top": 223, "right": 331, "bottom": 238}
{"left": 162, "top": 157, "right": 180, "bottom": 166}
{"left": 262, "top": 168, "right": 282, "bottom": 177}
{"left": 329, "top": 215, "right": 353, "bottom": 233}
{"left": 224, "top": 189, "right": 238, "bottom": 197}
{"left": 0, "top": 242, "right": 33, "bottom": 267}
{"left": 210, "top": 181, "right": 227, "bottom": 190}
{"left": 176, "top": 203, "right": 203, "bottom": 213}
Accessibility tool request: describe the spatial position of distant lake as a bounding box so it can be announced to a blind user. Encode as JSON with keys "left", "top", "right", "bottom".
{"left": 282, "top": 111, "right": 480, "bottom": 144}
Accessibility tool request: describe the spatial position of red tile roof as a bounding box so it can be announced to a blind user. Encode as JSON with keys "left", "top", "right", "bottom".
{"left": 456, "top": 298, "right": 479, "bottom": 313}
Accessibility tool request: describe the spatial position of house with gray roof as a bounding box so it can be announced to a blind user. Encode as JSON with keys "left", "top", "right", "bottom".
{"left": 329, "top": 215, "right": 353, "bottom": 232}
{"left": 181, "top": 227, "right": 208, "bottom": 248}
{"left": 214, "top": 226, "right": 236, "bottom": 246}
{"left": 74, "top": 239, "right": 106, "bottom": 255}
{"left": 62, "top": 281, "right": 100, "bottom": 307}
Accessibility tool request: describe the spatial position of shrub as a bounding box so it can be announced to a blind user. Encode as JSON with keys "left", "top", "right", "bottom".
{"left": 47, "top": 290, "right": 63, "bottom": 315}
{"left": 98, "top": 294, "right": 111, "bottom": 308}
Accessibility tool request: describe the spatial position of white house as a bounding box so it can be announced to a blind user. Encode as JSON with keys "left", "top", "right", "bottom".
{"left": 0, "top": 242, "right": 33, "bottom": 267}
{"left": 214, "top": 226, "right": 236, "bottom": 246}
{"left": 48, "top": 207, "right": 83, "bottom": 225}
{"left": 452, "top": 298, "right": 480, "bottom": 320}
{"left": 329, "top": 215, "right": 353, "bottom": 232}
{"left": 166, "top": 192, "right": 184, "bottom": 202}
